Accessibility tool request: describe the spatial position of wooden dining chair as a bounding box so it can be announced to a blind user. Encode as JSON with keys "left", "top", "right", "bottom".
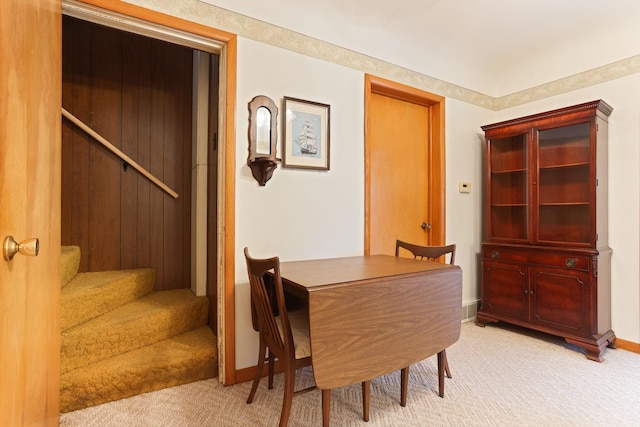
{"left": 244, "top": 248, "right": 369, "bottom": 426}
{"left": 395, "top": 239, "right": 456, "bottom": 404}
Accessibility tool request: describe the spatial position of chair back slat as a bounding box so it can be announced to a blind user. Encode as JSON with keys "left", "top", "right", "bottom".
{"left": 395, "top": 240, "right": 456, "bottom": 264}
{"left": 244, "top": 248, "right": 294, "bottom": 357}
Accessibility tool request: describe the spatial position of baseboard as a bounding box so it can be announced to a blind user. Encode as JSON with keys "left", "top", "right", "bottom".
{"left": 616, "top": 337, "right": 640, "bottom": 354}
{"left": 235, "top": 365, "right": 256, "bottom": 384}
{"left": 236, "top": 360, "right": 283, "bottom": 384}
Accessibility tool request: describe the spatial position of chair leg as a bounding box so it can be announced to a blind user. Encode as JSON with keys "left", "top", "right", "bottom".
{"left": 400, "top": 367, "right": 409, "bottom": 407}
{"left": 437, "top": 351, "right": 445, "bottom": 398}
{"left": 247, "top": 340, "right": 267, "bottom": 404}
{"left": 268, "top": 349, "right": 275, "bottom": 389}
{"left": 279, "top": 362, "right": 295, "bottom": 427}
{"left": 443, "top": 349, "right": 452, "bottom": 379}
{"left": 322, "top": 389, "right": 331, "bottom": 427}
{"left": 362, "top": 381, "right": 370, "bottom": 422}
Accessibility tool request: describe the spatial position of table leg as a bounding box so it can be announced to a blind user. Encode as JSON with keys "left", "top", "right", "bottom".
{"left": 322, "top": 389, "right": 331, "bottom": 427}
{"left": 362, "top": 381, "right": 370, "bottom": 421}
{"left": 437, "top": 351, "right": 445, "bottom": 398}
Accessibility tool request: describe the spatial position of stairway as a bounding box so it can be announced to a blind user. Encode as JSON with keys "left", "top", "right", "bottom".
{"left": 59, "top": 246, "right": 218, "bottom": 413}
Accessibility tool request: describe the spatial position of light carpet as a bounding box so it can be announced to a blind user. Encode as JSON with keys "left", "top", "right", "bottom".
{"left": 60, "top": 322, "right": 640, "bottom": 426}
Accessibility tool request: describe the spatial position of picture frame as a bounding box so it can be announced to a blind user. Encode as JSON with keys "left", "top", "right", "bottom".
{"left": 282, "top": 96, "right": 330, "bottom": 170}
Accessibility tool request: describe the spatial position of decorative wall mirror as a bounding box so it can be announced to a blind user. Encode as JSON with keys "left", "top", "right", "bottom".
{"left": 247, "top": 95, "right": 279, "bottom": 186}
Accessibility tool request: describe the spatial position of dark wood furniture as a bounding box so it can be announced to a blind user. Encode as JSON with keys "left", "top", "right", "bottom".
{"left": 244, "top": 248, "right": 368, "bottom": 426}
{"left": 476, "top": 100, "right": 616, "bottom": 361}
{"left": 395, "top": 240, "right": 456, "bottom": 403}
{"left": 278, "top": 255, "right": 462, "bottom": 423}
{"left": 244, "top": 248, "right": 314, "bottom": 427}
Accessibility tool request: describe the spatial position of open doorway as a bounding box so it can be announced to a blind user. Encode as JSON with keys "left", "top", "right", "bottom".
{"left": 61, "top": 9, "right": 222, "bottom": 371}
{"left": 62, "top": 0, "right": 238, "bottom": 387}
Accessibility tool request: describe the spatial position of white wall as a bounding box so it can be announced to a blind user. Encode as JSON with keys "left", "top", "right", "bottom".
{"left": 234, "top": 38, "right": 366, "bottom": 368}
{"left": 232, "top": 38, "right": 498, "bottom": 368}
{"left": 493, "top": 12, "right": 640, "bottom": 97}
{"left": 445, "top": 100, "right": 493, "bottom": 306}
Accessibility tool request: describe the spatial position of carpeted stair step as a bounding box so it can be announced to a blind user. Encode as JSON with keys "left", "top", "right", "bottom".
{"left": 60, "top": 325, "right": 218, "bottom": 413}
{"left": 61, "top": 268, "right": 156, "bottom": 331}
{"left": 61, "top": 288, "right": 209, "bottom": 375}
{"left": 60, "top": 246, "right": 81, "bottom": 288}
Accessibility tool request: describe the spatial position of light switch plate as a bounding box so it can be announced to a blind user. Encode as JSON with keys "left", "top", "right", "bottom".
{"left": 458, "top": 181, "right": 471, "bottom": 194}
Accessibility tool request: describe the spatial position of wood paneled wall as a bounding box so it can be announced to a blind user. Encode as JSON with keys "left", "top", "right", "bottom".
{"left": 62, "top": 16, "right": 193, "bottom": 290}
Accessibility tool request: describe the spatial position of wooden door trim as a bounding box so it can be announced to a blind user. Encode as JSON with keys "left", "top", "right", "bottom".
{"left": 364, "top": 74, "right": 446, "bottom": 253}
{"left": 69, "top": 0, "right": 238, "bottom": 385}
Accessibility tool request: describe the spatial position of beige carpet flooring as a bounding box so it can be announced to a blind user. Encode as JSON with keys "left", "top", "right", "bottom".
{"left": 60, "top": 322, "right": 640, "bottom": 426}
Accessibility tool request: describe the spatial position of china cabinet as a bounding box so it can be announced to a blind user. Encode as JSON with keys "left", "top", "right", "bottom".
{"left": 476, "top": 100, "right": 616, "bottom": 361}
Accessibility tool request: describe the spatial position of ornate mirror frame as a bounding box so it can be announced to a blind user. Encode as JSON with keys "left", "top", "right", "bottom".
{"left": 247, "top": 95, "right": 279, "bottom": 186}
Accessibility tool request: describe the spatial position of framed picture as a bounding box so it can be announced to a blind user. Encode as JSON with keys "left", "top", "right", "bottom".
{"left": 282, "top": 97, "right": 330, "bottom": 170}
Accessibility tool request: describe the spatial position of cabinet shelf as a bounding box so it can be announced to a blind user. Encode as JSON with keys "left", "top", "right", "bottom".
{"left": 539, "top": 162, "right": 589, "bottom": 170}
{"left": 492, "top": 168, "right": 527, "bottom": 174}
{"left": 539, "top": 202, "right": 589, "bottom": 206}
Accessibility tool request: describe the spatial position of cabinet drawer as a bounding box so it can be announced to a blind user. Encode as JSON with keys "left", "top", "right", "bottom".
{"left": 483, "top": 247, "right": 590, "bottom": 271}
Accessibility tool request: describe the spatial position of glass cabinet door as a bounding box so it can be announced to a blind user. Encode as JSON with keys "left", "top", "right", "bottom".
{"left": 488, "top": 133, "right": 528, "bottom": 241}
{"left": 536, "top": 122, "right": 591, "bottom": 244}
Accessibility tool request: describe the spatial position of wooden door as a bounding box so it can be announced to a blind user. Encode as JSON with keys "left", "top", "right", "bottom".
{"left": 365, "top": 75, "right": 446, "bottom": 255}
{"left": 0, "top": 0, "right": 61, "bottom": 425}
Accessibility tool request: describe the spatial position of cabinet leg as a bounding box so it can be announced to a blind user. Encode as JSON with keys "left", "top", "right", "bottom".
{"left": 565, "top": 331, "right": 616, "bottom": 362}
{"left": 475, "top": 312, "right": 498, "bottom": 327}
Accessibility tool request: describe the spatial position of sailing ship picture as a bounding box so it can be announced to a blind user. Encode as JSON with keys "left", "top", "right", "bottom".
{"left": 295, "top": 118, "right": 320, "bottom": 156}
{"left": 283, "top": 96, "right": 330, "bottom": 170}
{"left": 292, "top": 113, "right": 321, "bottom": 158}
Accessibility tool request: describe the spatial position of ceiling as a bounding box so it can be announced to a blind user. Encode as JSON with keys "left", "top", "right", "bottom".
{"left": 200, "top": 0, "right": 640, "bottom": 96}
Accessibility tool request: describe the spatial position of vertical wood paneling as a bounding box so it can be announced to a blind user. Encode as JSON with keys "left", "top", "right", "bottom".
{"left": 120, "top": 31, "right": 141, "bottom": 270}
{"left": 68, "top": 18, "right": 92, "bottom": 272}
{"left": 61, "top": 16, "right": 193, "bottom": 290}
{"left": 136, "top": 36, "right": 152, "bottom": 270}
{"left": 149, "top": 40, "right": 166, "bottom": 288}
{"left": 162, "top": 42, "right": 181, "bottom": 288}
{"left": 89, "top": 23, "right": 122, "bottom": 271}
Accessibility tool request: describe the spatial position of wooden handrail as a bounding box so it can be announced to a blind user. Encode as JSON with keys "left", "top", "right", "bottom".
{"left": 61, "top": 108, "right": 179, "bottom": 199}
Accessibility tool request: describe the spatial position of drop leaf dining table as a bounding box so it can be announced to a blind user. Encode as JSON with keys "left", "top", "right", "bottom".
{"left": 277, "top": 254, "right": 463, "bottom": 424}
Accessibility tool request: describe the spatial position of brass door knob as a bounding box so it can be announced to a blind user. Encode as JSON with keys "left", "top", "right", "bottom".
{"left": 421, "top": 222, "right": 432, "bottom": 230}
{"left": 3, "top": 236, "right": 39, "bottom": 261}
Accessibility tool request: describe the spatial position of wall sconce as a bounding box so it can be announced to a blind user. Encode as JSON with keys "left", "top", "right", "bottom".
{"left": 247, "top": 95, "right": 279, "bottom": 186}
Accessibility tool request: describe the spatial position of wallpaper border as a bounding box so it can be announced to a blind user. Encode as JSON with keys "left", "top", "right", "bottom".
{"left": 127, "top": 0, "right": 640, "bottom": 110}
